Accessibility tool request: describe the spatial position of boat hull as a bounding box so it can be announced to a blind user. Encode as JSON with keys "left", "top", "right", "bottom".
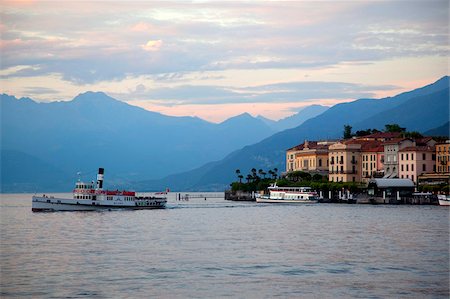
{"left": 32, "top": 196, "right": 166, "bottom": 212}
{"left": 256, "top": 198, "right": 318, "bottom": 204}
{"left": 438, "top": 199, "right": 450, "bottom": 206}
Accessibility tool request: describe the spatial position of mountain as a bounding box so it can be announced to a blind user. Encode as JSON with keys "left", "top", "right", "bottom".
{"left": 138, "top": 76, "right": 449, "bottom": 191}
{"left": 271, "top": 105, "right": 329, "bottom": 131}
{"left": 1, "top": 150, "right": 72, "bottom": 192}
{"left": 256, "top": 105, "right": 329, "bottom": 132}
{"left": 1, "top": 92, "right": 275, "bottom": 192}
{"left": 424, "top": 122, "right": 450, "bottom": 137}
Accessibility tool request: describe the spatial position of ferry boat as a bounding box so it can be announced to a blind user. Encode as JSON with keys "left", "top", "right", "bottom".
{"left": 437, "top": 194, "right": 450, "bottom": 206}
{"left": 32, "top": 168, "right": 167, "bottom": 212}
{"left": 256, "top": 184, "right": 319, "bottom": 204}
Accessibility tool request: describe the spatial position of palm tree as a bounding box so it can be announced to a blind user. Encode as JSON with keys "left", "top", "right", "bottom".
{"left": 259, "top": 169, "right": 267, "bottom": 179}
{"left": 246, "top": 174, "right": 253, "bottom": 183}
{"left": 235, "top": 169, "right": 241, "bottom": 182}
{"left": 238, "top": 175, "right": 244, "bottom": 183}
{"left": 251, "top": 168, "right": 258, "bottom": 180}
{"left": 273, "top": 168, "right": 278, "bottom": 179}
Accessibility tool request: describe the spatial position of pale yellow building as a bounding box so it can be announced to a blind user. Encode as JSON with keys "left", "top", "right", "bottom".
{"left": 328, "top": 141, "right": 362, "bottom": 183}
{"left": 294, "top": 141, "right": 330, "bottom": 174}
{"left": 286, "top": 140, "right": 333, "bottom": 174}
{"left": 436, "top": 140, "right": 450, "bottom": 174}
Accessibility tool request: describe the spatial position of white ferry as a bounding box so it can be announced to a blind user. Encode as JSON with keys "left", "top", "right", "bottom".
{"left": 256, "top": 184, "right": 319, "bottom": 204}
{"left": 32, "top": 168, "right": 167, "bottom": 212}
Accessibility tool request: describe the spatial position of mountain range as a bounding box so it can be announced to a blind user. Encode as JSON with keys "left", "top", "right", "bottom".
{"left": 1, "top": 92, "right": 325, "bottom": 192}
{"left": 1, "top": 76, "right": 448, "bottom": 192}
{"left": 134, "top": 76, "right": 449, "bottom": 191}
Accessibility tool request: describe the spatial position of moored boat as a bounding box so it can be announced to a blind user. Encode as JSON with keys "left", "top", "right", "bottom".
{"left": 256, "top": 184, "right": 319, "bottom": 203}
{"left": 32, "top": 168, "right": 167, "bottom": 211}
{"left": 437, "top": 194, "right": 450, "bottom": 206}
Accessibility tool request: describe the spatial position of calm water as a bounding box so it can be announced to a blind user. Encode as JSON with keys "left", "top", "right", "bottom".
{"left": 1, "top": 193, "right": 449, "bottom": 298}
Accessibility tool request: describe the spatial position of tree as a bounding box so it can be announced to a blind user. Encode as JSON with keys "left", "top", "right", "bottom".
{"left": 273, "top": 168, "right": 278, "bottom": 179}
{"left": 384, "top": 124, "right": 406, "bottom": 133}
{"left": 258, "top": 169, "right": 267, "bottom": 179}
{"left": 235, "top": 169, "right": 241, "bottom": 183}
{"left": 343, "top": 125, "right": 353, "bottom": 139}
{"left": 403, "top": 131, "right": 423, "bottom": 139}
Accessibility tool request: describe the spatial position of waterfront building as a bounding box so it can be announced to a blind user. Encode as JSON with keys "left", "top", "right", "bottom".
{"left": 398, "top": 145, "right": 436, "bottom": 183}
{"left": 436, "top": 140, "right": 450, "bottom": 174}
{"left": 328, "top": 140, "right": 361, "bottom": 182}
{"left": 286, "top": 140, "right": 333, "bottom": 174}
{"left": 294, "top": 140, "right": 331, "bottom": 174}
{"left": 286, "top": 143, "right": 305, "bottom": 172}
{"left": 361, "top": 141, "right": 385, "bottom": 183}
{"left": 383, "top": 138, "right": 415, "bottom": 178}
{"left": 418, "top": 140, "right": 450, "bottom": 188}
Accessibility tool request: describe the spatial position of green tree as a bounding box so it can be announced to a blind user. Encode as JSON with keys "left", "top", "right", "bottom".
{"left": 235, "top": 169, "right": 242, "bottom": 183}
{"left": 384, "top": 124, "right": 406, "bottom": 133}
{"left": 273, "top": 168, "right": 278, "bottom": 179}
{"left": 343, "top": 125, "right": 353, "bottom": 139}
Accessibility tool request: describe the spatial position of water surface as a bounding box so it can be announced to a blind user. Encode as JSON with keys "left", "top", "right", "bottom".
{"left": 1, "top": 193, "right": 449, "bottom": 298}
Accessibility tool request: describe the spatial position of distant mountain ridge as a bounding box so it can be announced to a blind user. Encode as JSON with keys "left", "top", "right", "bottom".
{"left": 1, "top": 92, "right": 320, "bottom": 192}
{"left": 135, "top": 76, "right": 450, "bottom": 191}
{"left": 257, "top": 105, "right": 329, "bottom": 132}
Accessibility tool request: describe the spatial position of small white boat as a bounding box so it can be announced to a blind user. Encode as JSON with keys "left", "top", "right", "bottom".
{"left": 32, "top": 168, "right": 167, "bottom": 212}
{"left": 256, "top": 184, "right": 318, "bottom": 204}
{"left": 437, "top": 194, "right": 450, "bottom": 206}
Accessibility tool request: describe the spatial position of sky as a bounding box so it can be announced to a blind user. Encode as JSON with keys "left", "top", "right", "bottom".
{"left": 1, "top": 0, "right": 448, "bottom": 123}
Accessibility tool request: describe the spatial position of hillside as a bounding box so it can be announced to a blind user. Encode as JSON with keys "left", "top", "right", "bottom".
{"left": 136, "top": 76, "right": 449, "bottom": 191}
{"left": 0, "top": 92, "right": 273, "bottom": 191}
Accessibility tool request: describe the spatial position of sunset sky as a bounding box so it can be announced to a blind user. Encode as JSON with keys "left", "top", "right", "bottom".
{"left": 1, "top": 1, "right": 448, "bottom": 122}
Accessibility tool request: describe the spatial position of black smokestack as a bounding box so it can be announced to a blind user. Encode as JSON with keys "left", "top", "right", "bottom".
{"left": 97, "top": 168, "right": 104, "bottom": 189}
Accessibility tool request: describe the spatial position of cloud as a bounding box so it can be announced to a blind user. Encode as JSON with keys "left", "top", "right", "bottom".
{"left": 142, "top": 39, "right": 162, "bottom": 52}
{"left": 121, "top": 81, "right": 399, "bottom": 106}
{"left": 1, "top": 1, "right": 448, "bottom": 86}
{"left": 23, "top": 86, "right": 60, "bottom": 95}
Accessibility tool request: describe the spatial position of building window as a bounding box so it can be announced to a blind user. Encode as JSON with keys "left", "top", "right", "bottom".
{"left": 401, "top": 164, "right": 404, "bottom": 171}
{"left": 319, "top": 159, "right": 322, "bottom": 167}
{"left": 406, "top": 164, "right": 409, "bottom": 171}
{"left": 412, "top": 175, "right": 414, "bottom": 181}
{"left": 423, "top": 164, "right": 426, "bottom": 171}
{"left": 401, "top": 153, "right": 404, "bottom": 160}
{"left": 406, "top": 153, "right": 409, "bottom": 160}
{"left": 411, "top": 153, "right": 414, "bottom": 160}
{"left": 411, "top": 164, "right": 414, "bottom": 171}
{"left": 423, "top": 153, "right": 426, "bottom": 160}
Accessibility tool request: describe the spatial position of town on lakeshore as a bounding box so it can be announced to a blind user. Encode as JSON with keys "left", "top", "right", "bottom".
{"left": 227, "top": 124, "right": 450, "bottom": 205}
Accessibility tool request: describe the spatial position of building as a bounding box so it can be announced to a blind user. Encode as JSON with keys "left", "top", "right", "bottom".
{"left": 360, "top": 141, "right": 385, "bottom": 183}
{"left": 328, "top": 141, "right": 361, "bottom": 182}
{"left": 383, "top": 138, "right": 415, "bottom": 178}
{"left": 286, "top": 140, "right": 333, "bottom": 174}
{"left": 436, "top": 140, "right": 450, "bottom": 174}
{"left": 294, "top": 141, "right": 331, "bottom": 174}
{"left": 286, "top": 144, "right": 303, "bottom": 172}
{"left": 398, "top": 145, "right": 436, "bottom": 183}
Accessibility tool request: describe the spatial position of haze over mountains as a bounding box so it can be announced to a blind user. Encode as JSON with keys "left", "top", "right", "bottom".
{"left": 1, "top": 92, "right": 324, "bottom": 192}
{"left": 1, "top": 76, "right": 448, "bottom": 192}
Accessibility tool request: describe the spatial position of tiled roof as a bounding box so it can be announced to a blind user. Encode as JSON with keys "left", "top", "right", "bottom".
{"left": 361, "top": 132, "right": 402, "bottom": 140}
{"left": 399, "top": 145, "right": 435, "bottom": 152}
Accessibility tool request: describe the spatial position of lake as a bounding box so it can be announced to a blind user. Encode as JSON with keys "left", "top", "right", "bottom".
{"left": 1, "top": 193, "right": 449, "bottom": 298}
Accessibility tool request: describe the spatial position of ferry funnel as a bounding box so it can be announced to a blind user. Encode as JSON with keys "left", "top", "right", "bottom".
{"left": 97, "top": 168, "right": 104, "bottom": 189}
